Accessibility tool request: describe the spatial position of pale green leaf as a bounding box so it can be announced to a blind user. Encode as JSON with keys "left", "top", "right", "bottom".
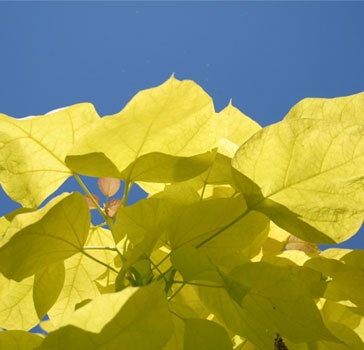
{"left": 0, "top": 330, "right": 43, "bottom": 349}
{"left": 33, "top": 261, "right": 65, "bottom": 320}
{"left": 38, "top": 283, "right": 173, "bottom": 350}
{"left": 232, "top": 118, "right": 364, "bottom": 243}
{"left": 0, "top": 274, "right": 39, "bottom": 330}
{"left": 284, "top": 91, "right": 364, "bottom": 125}
{"left": 0, "top": 192, "right": 90, "bottom": 281}
{"left": 66, "top": 76, "right": 219, "bottom": 183}
{"left": 0, "top": 103, "right": 100, "bottom": 207}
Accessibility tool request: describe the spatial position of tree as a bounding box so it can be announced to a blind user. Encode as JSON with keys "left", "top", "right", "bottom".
{"left": 0, "top": 76, "right": 364, "bottom": 349}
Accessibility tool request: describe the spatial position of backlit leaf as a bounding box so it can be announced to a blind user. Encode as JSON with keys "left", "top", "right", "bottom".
{"left": 284, "top": 91, "right": 364, "bottom": 125}
{"left": 0, "top": 274, "right": 38, "bottom": 330}
{"left": 232, "top": 118, "right": 364, "bottom": 243}
{"left": 66, "top": 76, "right": 219, "bottom": 183}
{"left": 0, "top": 192, "right": 90, "bottom": 281}
{"left": 47, "top": 226, "right": 117, "bottom": 326}
{"left": 33, "top": 261, "right": 65, "bottom": 320}
{"left": 38, "top": 283, "right": 173, "bottom": 350}
{"left": 0, "top": 103, "right": 100, "bottom": 208}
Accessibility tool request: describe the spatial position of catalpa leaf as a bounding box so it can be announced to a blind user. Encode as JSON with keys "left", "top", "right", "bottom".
{"left": 33, "top": 261, "right": 66, "bottom": 320}
{"left": 198, "top": 262, "right": 339, "bottom": 348}
{"left": 232, "top": 117, "right": 364, "bottom": 243}
{"left": 183, "top": 318, "right": 233, "bottom": 350}
{"left": 0, "top": 274, "right": 39, "bottom": 330}
{"left": 47, "top": 226, "right": 117, "bottom": 327}
{"left": 37, "top": 283, "right": 173, "bottom": 350}
{"left": 284, "top": 91, "right": 364, "bottom": 125}
{"left": 0, "top": 330, "right": 43, "bottom": 349}
{"left": 66, "top": 76, "right": 219, "bottom": 183}
{"left": 0, "top": 192, "right": 90, "bottom": 281}
{"left": 218, "top": 100, "right": 261, "bottom": 147}
{"left": 0, "top": 103, "right": 100, "bottom": 208}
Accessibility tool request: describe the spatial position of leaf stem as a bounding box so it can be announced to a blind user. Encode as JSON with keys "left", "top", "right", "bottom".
{"left": 73, "top": 173, "right": 108, "bottom": 221}
{"left": 173, "top": 280, "right": 224, "bottom": 288}
{"left": 80, "top": 249, "right": 118, "bottom": 274}
{"left": 195, "top": 211, "right": 247, "bottom": 248}
{"left": 121, "top": 181, "right": 132, "bottom": 206}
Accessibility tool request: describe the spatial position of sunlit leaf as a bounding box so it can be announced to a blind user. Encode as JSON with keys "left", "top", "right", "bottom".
{"left": 38, "top": 283, "right": 173, "bottom": 350}
{"left": 66, "top": 76, "right": 219, "bottom": 183}
{"left": 284, "top": 91, "right": 364, "bottom": 125}
{"left": 232, "top": 118, "right": 364, "bottom": 243}
{"left": 47, "top": 226, "right": 117, "bottom": 326}
{"left": 0, "top": 274, "right": 38, "bottom": 330}
{"left": 0, "top": 104, "right": 100, "bottom": 208}
{"left": 218, "top": 100, "right": 261, "bottom": 146}
{"left": 0, "top": 192, "right": 90, "bottom": 281}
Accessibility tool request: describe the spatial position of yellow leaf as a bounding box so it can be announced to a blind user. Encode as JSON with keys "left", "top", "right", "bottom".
{"left": 66, "top": 76, "right": 218, "bottom": 183}
{"left": 0, "top": 274, "right": 38, "bottom": 330}
{"left": 0, "top": 192, "right": 90, "bottom": 281}
{"left": 47, "top": 227, "right": 117, "bottom": 327}
{"left": 233, "top": 118, "right": 364, "bottom": 243}
{"left": 218, "top": 100, "right": 261, "bottom": 146}
{"left": 284, "top": 92, "right": 364, "bottom": 125}
{"left": 0, "top": 103, "right": 100, "bottom": 208}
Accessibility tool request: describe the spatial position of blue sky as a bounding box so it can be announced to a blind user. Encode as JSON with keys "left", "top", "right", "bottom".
{"left": 1, "top": 2, "right": 364, "bottom": 248}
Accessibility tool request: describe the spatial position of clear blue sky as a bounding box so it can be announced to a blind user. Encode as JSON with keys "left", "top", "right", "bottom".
{"left": 1, "top": 2, "right": 364, "bottom": 248}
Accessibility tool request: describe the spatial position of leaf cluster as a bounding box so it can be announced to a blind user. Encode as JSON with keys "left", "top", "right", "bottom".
{"left": 1, "top": 77, "right": 364, "bottom": 349}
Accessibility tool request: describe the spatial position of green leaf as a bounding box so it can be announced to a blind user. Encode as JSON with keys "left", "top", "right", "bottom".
{"left": 183, "top": 318, "right": 233, "bottom": 350}
{"left": 0, "top": 330, "right": 43, "bottom": 349}
{"left": 0, "top": 103, "right": 100, "bottom": 208}
{"left": 33, "top": 261, "right": 65, "bottom": 320}
{"left": 66, "top": 76, "right": 219, "bottom": 183}
{"left": 0, "top": 192, "right": 90, "bottom": 281}
{"left": 232, "top": 118, "right": 364, "bottom": 243}
{"left": 37, "top": 283, "right": 173, "bottom": 350}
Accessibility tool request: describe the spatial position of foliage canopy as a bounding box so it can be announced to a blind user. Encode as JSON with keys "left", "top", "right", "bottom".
{"left": 1, "top": 76, "right": 364, "bottom": 349}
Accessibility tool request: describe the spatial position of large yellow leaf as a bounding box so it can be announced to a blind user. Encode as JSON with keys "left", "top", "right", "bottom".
{"left": 232, "top": 118, "right": 364, "bottom": 243}
{"left": 66, "top": 76, "right": 219, "bottom": 182}
{"left": 284, "top": 92, "right": 364, "bottom": 125}
{"left": 0, "top": 103, "right": 100, "bottom": 208}
{"left": 38, "top": 283, "right": 173, "bottom": 350}
{"left": 0, "top": 192, "right": 90, "bottom": 281}
{"left": 47, "top": 227, "right": 117, "bottom": 327}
